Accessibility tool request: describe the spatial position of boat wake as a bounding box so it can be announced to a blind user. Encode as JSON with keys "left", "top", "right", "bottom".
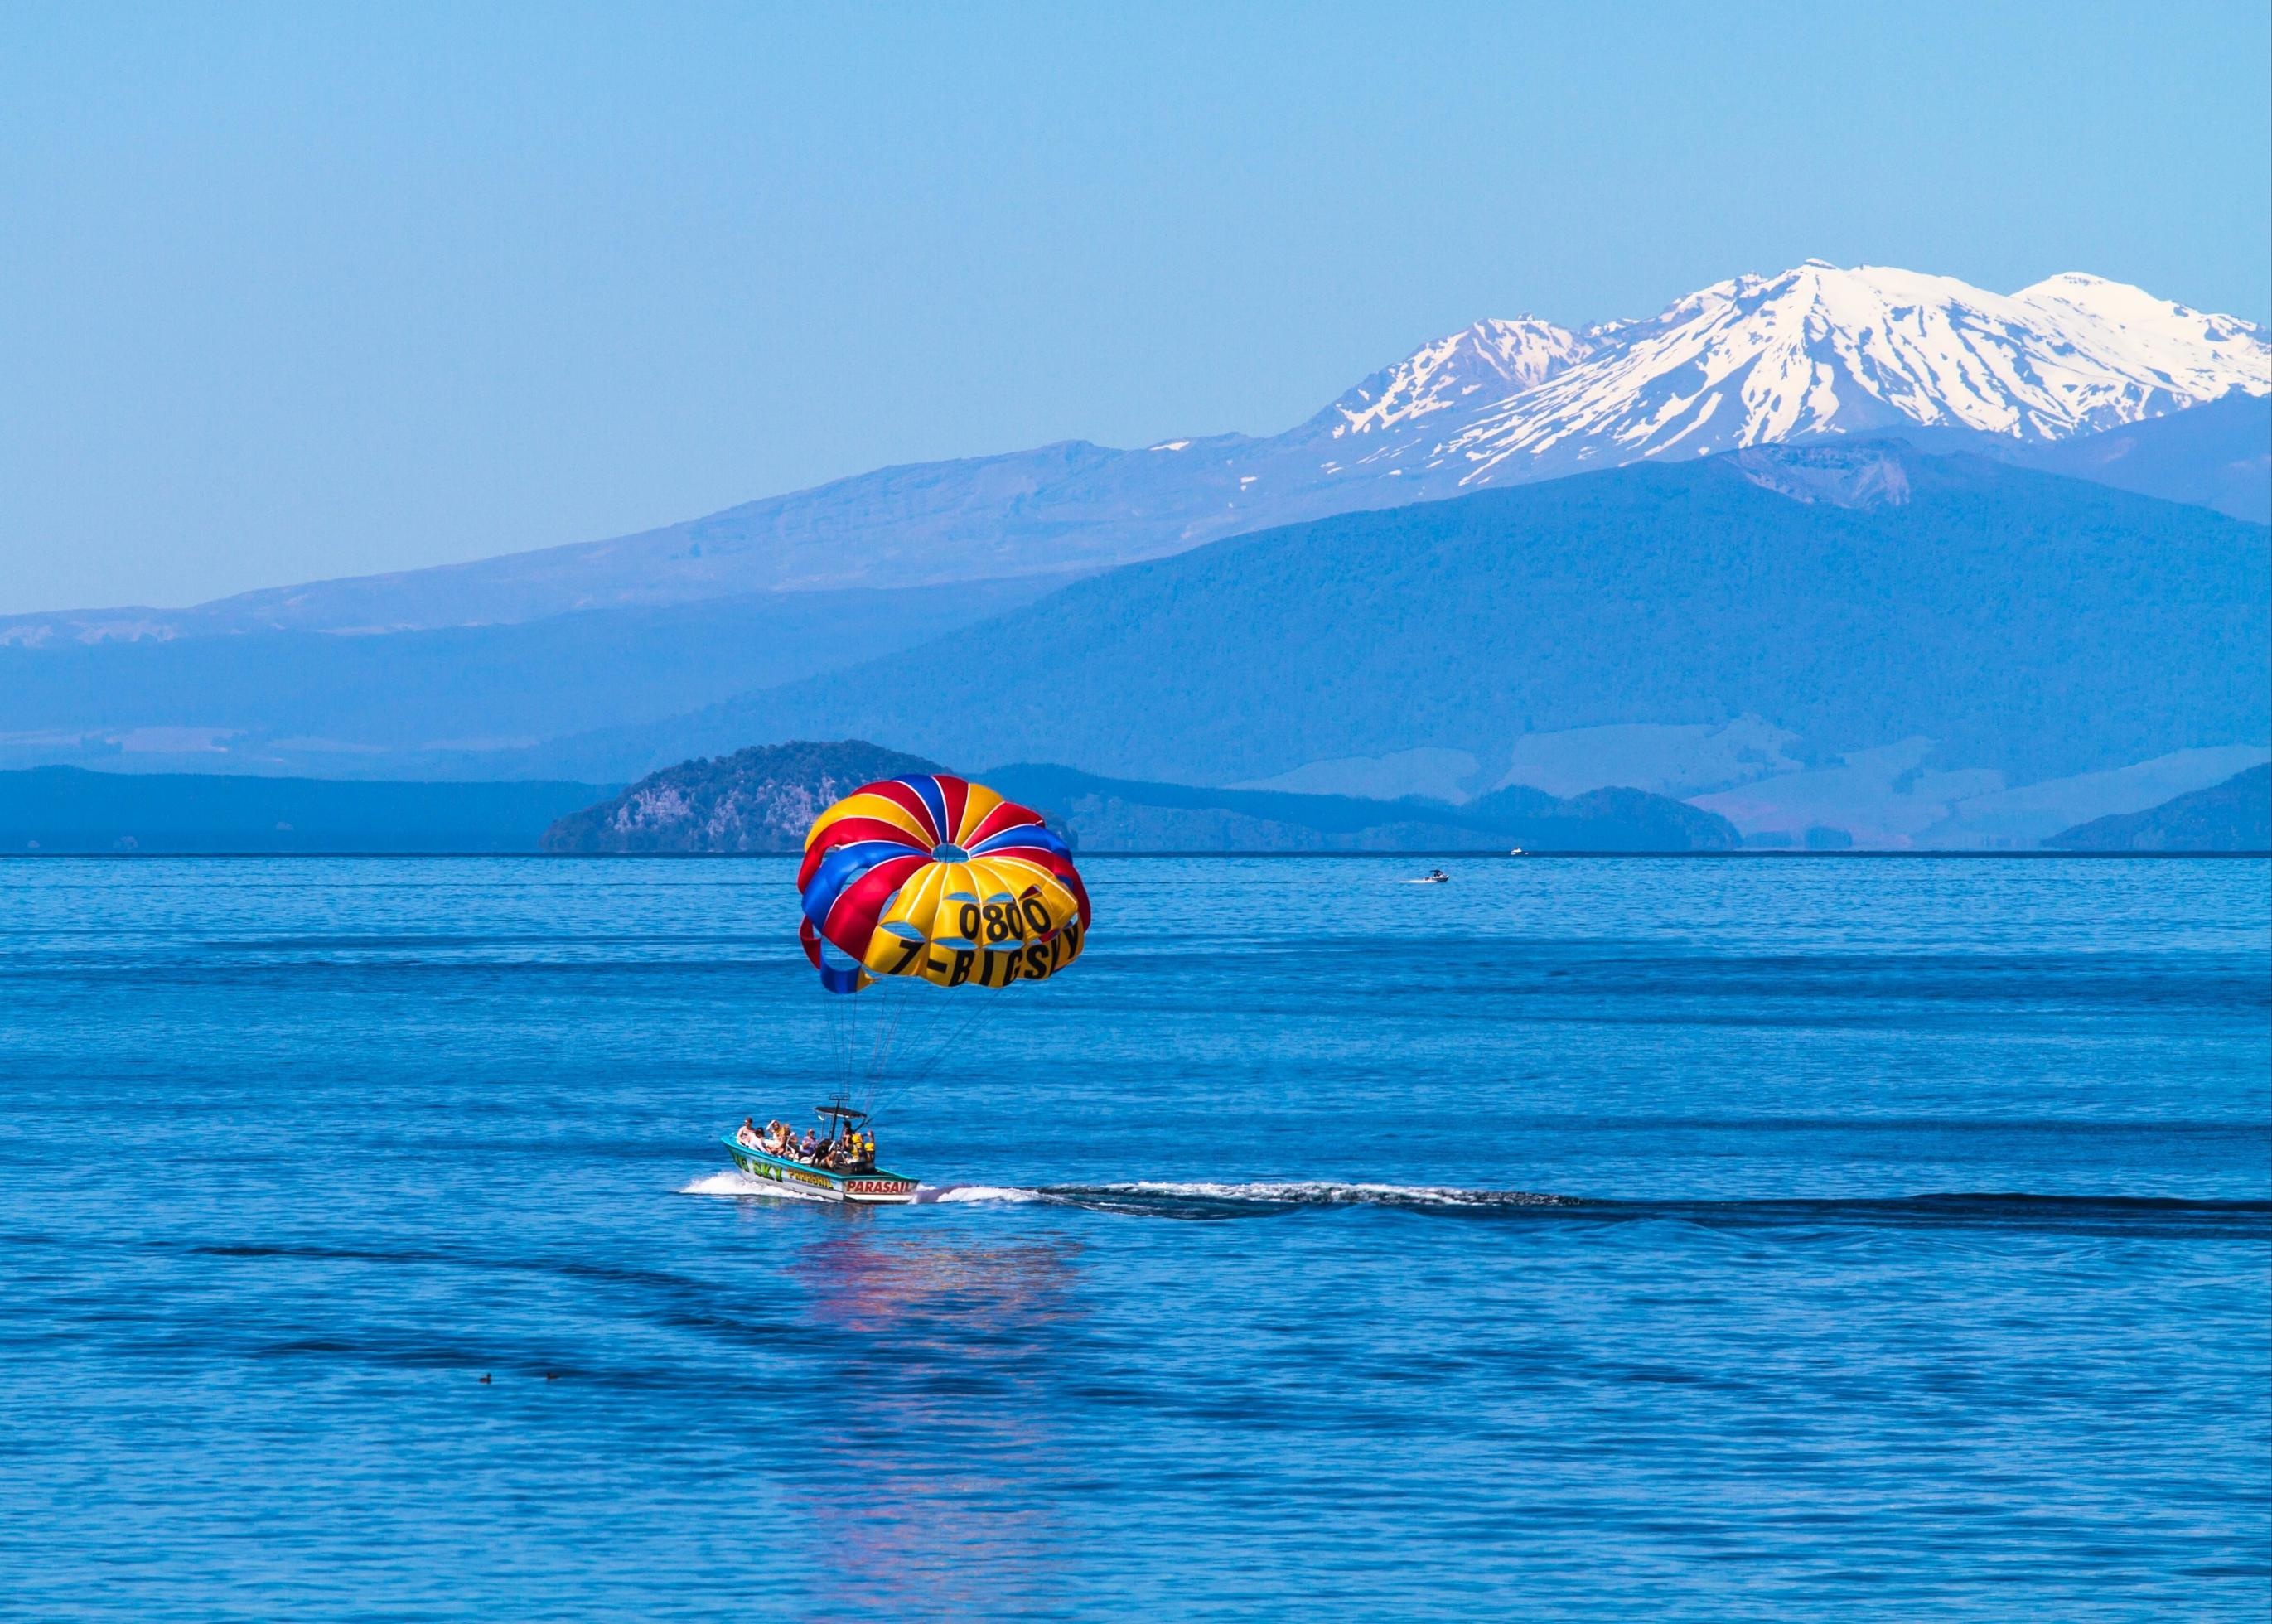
{"left": 682, "top": 1169, "right": 2268, "bottom": 1235}
{"left": 1036, "top": 1187, "right": 2268, "bottom": 1231}
{"left": 1040, "top": 1181, "right": 1574, "bottom": 1218}
{"left": 678, "top": 1171, "right": 1544, "bottom": 1213}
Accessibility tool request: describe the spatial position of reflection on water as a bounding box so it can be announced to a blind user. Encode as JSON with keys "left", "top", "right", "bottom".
{"left": 731, "top": 1206, "right": 1086, "bottom": 1608}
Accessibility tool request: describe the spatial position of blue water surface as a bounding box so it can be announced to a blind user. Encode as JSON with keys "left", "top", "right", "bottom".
{"left": 2, "top": 856, "right": 2266, "bottom": 1620}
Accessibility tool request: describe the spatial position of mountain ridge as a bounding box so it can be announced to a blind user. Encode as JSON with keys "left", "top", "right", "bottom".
{"left": 10, "top": 261, "right": 2263, "bottom": 643}
{"left": 580, "top": 442, "right": 2266, "bottom": 848}
{"left": 979, "top": 764, "right": 1740, "bottom": 853}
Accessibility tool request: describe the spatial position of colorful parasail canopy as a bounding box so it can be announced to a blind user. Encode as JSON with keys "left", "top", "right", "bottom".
{"left": 797, "top": 774, "right": 1091, "bottom": 995}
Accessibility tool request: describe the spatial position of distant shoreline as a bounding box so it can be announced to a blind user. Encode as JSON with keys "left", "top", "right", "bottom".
{"left": 4, "top": 849, "right": 2265, "bottom": 861}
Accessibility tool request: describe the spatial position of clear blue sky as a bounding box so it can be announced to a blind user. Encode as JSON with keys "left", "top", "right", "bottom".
{"left": 3, "top": 2, "right": 2266, "bottom": 613}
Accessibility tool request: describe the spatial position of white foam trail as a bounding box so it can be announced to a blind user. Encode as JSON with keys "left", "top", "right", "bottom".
{"left": 1066, "top": 1180, "right": 1566, "bottom": 1208}
{"left": 679, "top": 1170, "right": 1555, "bottom": 1211}
{"left": 679, "top": 1169, "right": 834, "bottom": 1201}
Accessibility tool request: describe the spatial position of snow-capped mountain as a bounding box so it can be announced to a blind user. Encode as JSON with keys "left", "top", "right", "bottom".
{"left": 9, "top": 262, "right": 2265, "bottom": 645}
{"left": 1424, "top": 263, "right": 2270, "bottom": 484}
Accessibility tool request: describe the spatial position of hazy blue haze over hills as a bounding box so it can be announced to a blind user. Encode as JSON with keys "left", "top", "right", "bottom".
{"left": 2009, "top": 393, "right": 2269, "bottom": 525}
{"left": 7, "top": 439, "right": 2262, "bottom": 849}
{"left": 975, "top": 765, "right": 1739, "bottom": 853}
{"left": 0, "top": 747, "right": 1741, "bottom": 856}
{"left": 0, "top": 767, "right": 606, "bottom": 853}
{"left": 2, "top": 265, "right": 2263, "bottom": 850}
{"left": 597, "top": 445, "right": 2268, "bottom": 814}
{"left": 2047, "top": 765, "right": 2272, "bottom": 853}
{"left": 0, "top": 579, "right": 1056, "bottom": 775}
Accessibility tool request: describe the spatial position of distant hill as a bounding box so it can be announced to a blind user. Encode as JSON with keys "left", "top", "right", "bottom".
{"left": 0, "top": 577, "right": 1059, "bottom": 780}
{"left": 2044, "top": 764, "right": 2271, "bottom": 852}
{"left": 0, "top": 766, "right": 608, "bottom": 853}
{"left": 2011, "top": 393, "right": 2270, "bottom": 524}
{"left": 617, "top": 444, "right": 2269, "bottom": 800}
{"left": 541, "top": 741, "right": 945, "bottom": 853}
{"left": 982, "top": 765, "right": 1739, "bottom": 852}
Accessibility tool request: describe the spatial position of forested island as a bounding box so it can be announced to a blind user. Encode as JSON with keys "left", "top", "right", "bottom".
{"left": 539, "top": 741, "right": 1743, "bottom": 854}
{"left": 539, "top": 741, "right": 945, "bottom": 853}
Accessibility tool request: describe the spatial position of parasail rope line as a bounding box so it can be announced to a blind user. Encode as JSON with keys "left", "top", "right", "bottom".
{"left": 859, "top": 969, "right": 1040, "bottom": 1131}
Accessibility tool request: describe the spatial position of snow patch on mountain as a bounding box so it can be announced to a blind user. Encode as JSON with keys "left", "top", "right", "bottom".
{"left": 2009, "top": 273, "right": 2268, "bottom": 401}
{"left": 1325, "top": 318, "right": 1591, "bottom": 438}
{"left": 1432, "top": 263, "right": 2270, "bottom": 484}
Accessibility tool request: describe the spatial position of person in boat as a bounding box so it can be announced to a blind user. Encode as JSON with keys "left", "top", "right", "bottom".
{"left": 736, "top": 1117, "right": 761, "bottom": 1150}
{"left": 800, "top": 1127, "right": 819, "bottom": 1160}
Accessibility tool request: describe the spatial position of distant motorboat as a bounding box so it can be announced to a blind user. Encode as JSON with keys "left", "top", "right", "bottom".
{"left": 1415, "top": 868, "right": 1451, "bottom": 884}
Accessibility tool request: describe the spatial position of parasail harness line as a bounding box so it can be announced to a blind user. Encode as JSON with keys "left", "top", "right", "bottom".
{"left": 847, "top": 971, "right": 1047, "bottom": 1133}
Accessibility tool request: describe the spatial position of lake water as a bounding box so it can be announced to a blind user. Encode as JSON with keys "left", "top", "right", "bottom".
{"left": 3, "top": 856, "right": 2266, "bottom": 1619}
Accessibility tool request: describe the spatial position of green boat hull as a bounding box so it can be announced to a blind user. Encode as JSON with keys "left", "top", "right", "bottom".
{"left": 722, "top": 1138, "right": 919, "bottom": 1204}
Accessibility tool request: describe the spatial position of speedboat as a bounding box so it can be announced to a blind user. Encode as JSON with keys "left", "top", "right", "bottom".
{"left": 1419, "top": 868, "right": 1450, "bottom": 883}
{"left": 723, "top": 1104, "right": 919, "bottom": 1204}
